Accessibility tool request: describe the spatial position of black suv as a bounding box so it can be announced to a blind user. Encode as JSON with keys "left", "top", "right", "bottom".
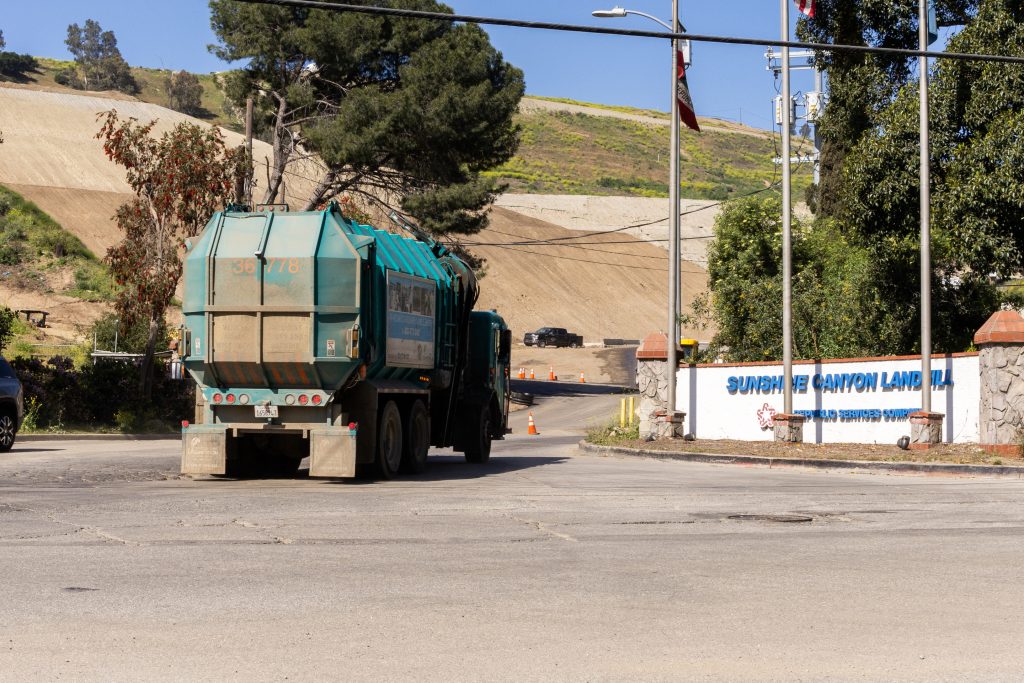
{"left": 0, "top": 357, "right": 24, "bottom": 452}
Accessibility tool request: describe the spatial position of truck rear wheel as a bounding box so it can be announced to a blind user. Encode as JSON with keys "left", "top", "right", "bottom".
{"left": 464, "top": 404, "right": 492, "bottom": 464}
{"left": 376, "top": 401, "right": 403, "bottom": 479}
{"left": 402, "top": 400, "right": 429, "bottom": 474}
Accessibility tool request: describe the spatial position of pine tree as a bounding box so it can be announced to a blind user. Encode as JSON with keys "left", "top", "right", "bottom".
{"left": 209, "top": 0, "right": 524, "bottom": 235}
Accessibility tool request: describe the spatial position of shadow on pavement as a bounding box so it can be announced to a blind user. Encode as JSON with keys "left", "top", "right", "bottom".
{"left": 315, "top": 455, "right": 568, "bottom": 484}
{"left": 511, "top": 379, "right": 634, "bottom": 398}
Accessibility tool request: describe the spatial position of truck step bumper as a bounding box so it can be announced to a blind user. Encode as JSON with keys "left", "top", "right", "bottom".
{"left": 181, "top": 426, "right": 228, "bottom": 475}
{"left": 309, "top": 427, "right": 358, "bottom": 478}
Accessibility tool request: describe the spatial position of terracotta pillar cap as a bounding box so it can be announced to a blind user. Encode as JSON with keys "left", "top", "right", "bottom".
{"left": 974, "top": 310, "right": 1024, "bottom": 345}
{"left": 637, "top": 331, "right": 668, "bottom": 360}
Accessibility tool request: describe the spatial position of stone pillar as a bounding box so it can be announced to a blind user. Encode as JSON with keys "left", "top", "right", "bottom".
{"left": 975, "top": 310, "right": 1024, "bottom": 455}
{"left": 772, "top": 413, "right": 805, "bottom": 443}
{"left": 908, "top": 411, "right": 943, "bottom": 450}
{"left": 636, "top": 332, "right": 685, "bottom": 440}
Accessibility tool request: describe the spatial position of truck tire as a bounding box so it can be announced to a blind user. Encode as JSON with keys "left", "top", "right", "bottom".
{"left": 402, "top": 400, "right": 429, "bottom": 474}
{"left": 464, "top": 404, "right": 492, "bottom": 464}
{"left": 376, "top": 401, "right": 403, "bottom": 479}
{"left": 538, "top": 340, "right": 546, "bottom": 348}
{"left": 570, "top": 341, "right": 579, "bottom": 348}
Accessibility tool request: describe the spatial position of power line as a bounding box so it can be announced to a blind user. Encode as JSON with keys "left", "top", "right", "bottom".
{"left": 492, "top": 180, "right": 782, "bottom": 247}
{"left": 457, "top": 242, "right": 708, "bottom": 274}
{"left": 235, "top": 0, "right": 1024, "bottom": 65}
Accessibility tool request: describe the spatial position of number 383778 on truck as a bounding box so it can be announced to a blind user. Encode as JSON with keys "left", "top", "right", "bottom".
{"left": 178, "top": 203, "right": 511, "bottom": 480}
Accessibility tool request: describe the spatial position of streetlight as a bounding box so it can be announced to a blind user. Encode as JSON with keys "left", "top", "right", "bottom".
{"left": 593, "top": 2, "right": 684, "bottom": 429}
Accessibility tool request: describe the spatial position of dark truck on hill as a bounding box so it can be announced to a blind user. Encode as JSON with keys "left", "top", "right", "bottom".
{"left": 523, "top": 327, "right": 583, "bottom": 348}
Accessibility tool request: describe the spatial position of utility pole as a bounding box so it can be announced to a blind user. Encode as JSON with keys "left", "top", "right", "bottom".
{"left": 766, "top": 49, "right": 825, "bottom": 183}
{"left": 918, "top": 0, "right": 932, "bottom": 416}
{"left": 780, "top": 0, "right": 794, "bottom": 418}
{"left": 667, "top": 0, "right": 681, "bottom": 421}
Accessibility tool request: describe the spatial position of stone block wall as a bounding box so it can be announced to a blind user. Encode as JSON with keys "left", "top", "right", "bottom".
{"left": 974, "top": 310, "right": 1024, "bottom": 453}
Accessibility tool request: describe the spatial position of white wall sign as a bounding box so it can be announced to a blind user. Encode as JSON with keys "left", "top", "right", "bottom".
{"left": 677, "top": 354, "right": 979, "bottom": 444}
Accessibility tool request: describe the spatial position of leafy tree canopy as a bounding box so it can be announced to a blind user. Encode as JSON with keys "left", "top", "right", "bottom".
{"left": 96, "top": 110, "right": 243, "bottom": 397}
{"left": 208, "top": 0, "right": 525, "bottom": 235}
{"left": 835, "top": 0, "right": 1024, "bottom": 353}
{"left": 704, "top": 194, "right": 876, "bottom": 361}
{"left": 797, "top": 0, "right": 978, "bottom": 216}
{"left": 165, "top": 70, "right": 204, "bottom": 115}
{"left": 59, "top": 19, "right": 138, "bottom": 94}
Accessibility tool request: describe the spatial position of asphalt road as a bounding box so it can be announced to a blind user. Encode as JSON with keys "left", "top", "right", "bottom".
{"left": 3, "top": 393, "right": 1024, "bottom": 682}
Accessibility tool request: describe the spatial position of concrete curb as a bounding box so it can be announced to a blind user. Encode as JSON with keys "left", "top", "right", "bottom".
{"left": 18, "top": 433, "right": 181, "bottom": 442}
{"left": 578, "top": 441, "right": 1024, "bottom": 478}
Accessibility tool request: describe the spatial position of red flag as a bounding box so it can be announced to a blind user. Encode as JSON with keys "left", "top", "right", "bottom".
{"left": 794, "top": 0, "right": 815, "bottom": 17}
{"left": 676, "top": 51, "right": 700, "bottom": 133}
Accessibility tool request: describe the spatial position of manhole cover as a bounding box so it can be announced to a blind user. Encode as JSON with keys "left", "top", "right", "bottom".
{"left": 728, "top": 514, "right": 813, "bottom": 523}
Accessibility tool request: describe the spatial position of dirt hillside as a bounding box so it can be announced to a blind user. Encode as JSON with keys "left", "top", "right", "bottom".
{"left": 474, "top": 207, "right": 707, "bottom": 342}
{"left": 0, "top": 84, "right": 710, "bottom": 347}
{"left": 0, "top": 86, "right": 319, "bottom": 257}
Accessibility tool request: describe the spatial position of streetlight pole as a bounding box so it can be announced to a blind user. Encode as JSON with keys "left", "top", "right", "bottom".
{"left": 919, "top": 0, "right": 932, "bottom": 414}
{"left": 668, "top": 0, "right": 681, "bottom": 419}
{"left": 780, "top": 0, "right": 793, "bottom": 416}
{"left": 592, "top": 3, "right": 682, "bottom": 423}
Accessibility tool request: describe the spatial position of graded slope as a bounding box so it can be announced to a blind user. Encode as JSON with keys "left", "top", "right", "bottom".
{"left": 0, "top": 85, "right": 711, "bottom": 348}
{"left": 0, "top": 86, "right": 318, "bottom": 258}
{"left": 474, "top": 207, "right": 708, "bottom": 342}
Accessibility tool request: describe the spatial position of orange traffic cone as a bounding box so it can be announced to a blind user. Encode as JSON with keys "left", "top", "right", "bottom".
{"left": 529, "top": 368, "right": 536, "bottom": 380}
{"left": 527, "top": 412, "right": 539, "bottom": 435}
{"left": 518, "top": 367, "right": 525, "bottom": 379}
{"left": 548, "top": 366, "right": 556, "bottom": 381}
{"left": 579, "top": 370, "right": 586, "bottom": 383}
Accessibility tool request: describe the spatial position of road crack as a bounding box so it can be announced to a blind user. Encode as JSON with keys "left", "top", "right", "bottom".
{"left": 509, "top": 515, "right": 578, "bottom": 543}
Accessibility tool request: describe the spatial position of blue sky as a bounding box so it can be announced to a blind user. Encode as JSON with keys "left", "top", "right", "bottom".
{"left": 1, "top": 1, "right": 825, "bottom": 131}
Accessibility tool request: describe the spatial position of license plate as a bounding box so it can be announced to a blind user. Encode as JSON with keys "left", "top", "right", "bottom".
{"left": 255, "top": 405, "right": 279, "bottom": 419}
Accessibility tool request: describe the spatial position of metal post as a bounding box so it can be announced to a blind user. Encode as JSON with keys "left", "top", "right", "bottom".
{"left": 813, "top": 66, "right": 823, "bottom": 185}
{"left": 245, "top": 97, "right": 254, "bottom": 205}
{"left": 781, "top": 0, "right": 793, "bottom": 415}
{"left": 666, "top": 0, "right": 681, "bottom": 417}
{"left": 919, "top": 0, "right": 932, "bottom": 413}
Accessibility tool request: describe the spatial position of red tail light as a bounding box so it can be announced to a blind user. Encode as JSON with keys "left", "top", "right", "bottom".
{"left": 226, "top": 394, "right": 236, "bottom": 404}
{"left": 212, "top": 393, "right": 223, "bottom": 404}
{"left": 298, "top": 394, "right": 309, "bottom": 405}
{"left": 311, "top": 394, "right": 322, "bottom": 405}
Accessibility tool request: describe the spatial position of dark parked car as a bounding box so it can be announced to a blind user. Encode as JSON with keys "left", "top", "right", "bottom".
{"left": 0, "top": 356, "right": 24, "bottom": 452}
{"left": 523, "top": 327, "right": 583, "bottom": 348}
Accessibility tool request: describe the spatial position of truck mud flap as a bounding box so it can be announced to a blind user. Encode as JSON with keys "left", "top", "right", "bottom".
{"left": 181, "top": 426, "right": 228, "bottom": 475}
{"left": 309, "top": 428, "right": 358, "bottom": 478}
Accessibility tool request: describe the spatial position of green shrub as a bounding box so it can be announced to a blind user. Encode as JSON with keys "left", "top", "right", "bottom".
{"left": 586, "top": 418, "right": 640, "bottom": 446}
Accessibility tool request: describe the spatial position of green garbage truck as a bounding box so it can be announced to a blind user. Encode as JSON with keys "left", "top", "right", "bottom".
{"left": 179, "top": 203, "right": 511, "bottom": 479}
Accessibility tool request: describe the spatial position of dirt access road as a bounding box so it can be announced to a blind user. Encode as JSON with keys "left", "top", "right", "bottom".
{"left": 4, "top": 392, "right": 1024, "bottom": 681}
{"left": 511, "top": 344, "right": 637, "bottom": 385}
